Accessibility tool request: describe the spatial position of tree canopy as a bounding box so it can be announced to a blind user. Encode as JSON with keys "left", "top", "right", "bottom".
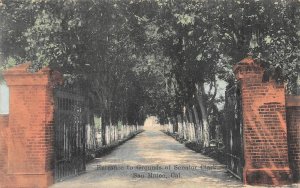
{"left": 0, "top": 0, "right": 299, "bottom": 130}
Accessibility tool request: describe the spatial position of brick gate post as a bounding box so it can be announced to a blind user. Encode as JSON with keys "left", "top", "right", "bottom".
{"left": 286, "top": 96, "right": 300, "bottom": 182}
{"left": 0, "top": 63, "right": 58, "bottom": 188}
{"left": 234, "top": 56, "right": 292, "bottom": 185}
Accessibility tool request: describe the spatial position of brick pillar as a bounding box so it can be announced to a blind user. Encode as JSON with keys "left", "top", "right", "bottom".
{"left": 234, "top": 56, "right": 292, "bottom": 185}
{"left": 0, "top": 63, "right": 56, "bottom": 188}
{"left": 286, "top": 96, "right": 300, "bottom": 182}
{"left": 0, "top": 115, "right": 9, "bottom": 184}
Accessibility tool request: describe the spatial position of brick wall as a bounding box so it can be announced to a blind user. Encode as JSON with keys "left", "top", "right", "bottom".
{"left": 286, "top": 96, "right": 300, "bottom": 182}
{"left": 234, "top": 56, "right": 291, "bottom": 185}
{"left": 0, "top": 115, "right": 9, "bottom": 184}
{"left": 0, "top": 115, "right": 8, "bottom": 127}
{"left": 0, "top": 63, "right": 57, "bottom": 188}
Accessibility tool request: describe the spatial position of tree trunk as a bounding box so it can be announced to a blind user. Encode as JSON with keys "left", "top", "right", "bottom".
{"left": 182, "top": 106, "right": 188, "bottom": 140}
{"left": 173, "top": 116, "right": 178, "bottom": 133}
{"left": 195, "top": 83, "right": 210, "bottom": 148}
{"left": 183, "top": 120, "right": 187, "bottom": 140}
{"left": 192, "top": 105, "right": 203, "bottom": 144}
{"left": 187, "top": 108, "right": 195, "bottom": 141}
{"left": 101, "top": 115, "right": 107, "bottom": 146}
{"left": 177, "top": 114, "right": 183, "bottom": 138}
{"left": 167, "top": 118, "right": 172, "bottom": 133}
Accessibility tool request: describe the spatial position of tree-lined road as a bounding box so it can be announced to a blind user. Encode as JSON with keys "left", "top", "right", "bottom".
{"left": 51, "top": 126, "right": 242, "bottom": 188}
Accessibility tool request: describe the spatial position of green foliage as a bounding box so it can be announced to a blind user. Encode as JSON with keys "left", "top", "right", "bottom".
{"left": 0, "top": 0, "right": 299, "bottom": 123}
{"left": 217, "top": 0, "right": 300, "bottom": 93}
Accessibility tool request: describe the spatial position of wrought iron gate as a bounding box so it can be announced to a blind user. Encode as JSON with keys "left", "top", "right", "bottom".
{"left": 224, "top": 82, "right": 244, "bottom": 179}
{"left": 54, "top": 86, "right": 86, "bottom": 181}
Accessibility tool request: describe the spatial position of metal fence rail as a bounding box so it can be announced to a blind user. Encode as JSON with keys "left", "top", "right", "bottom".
{"left": 54, "top": 87, "right": 86, "bottom": 182}
{"left": 224, "top": 82, "right": 244, "bottom": 180}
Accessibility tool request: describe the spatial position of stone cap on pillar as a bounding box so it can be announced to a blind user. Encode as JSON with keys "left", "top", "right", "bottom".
{"left": 233, "top": 56, "right": 264, "bottom": 80}
{"left": 3, "top": 62, "right": 63, "bottom": 86}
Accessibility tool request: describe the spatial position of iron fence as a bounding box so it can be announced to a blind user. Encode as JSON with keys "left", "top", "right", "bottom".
{"left": 224, "top": 82, "right": 244, "bottom": 180}
{"left": 53, "top": 86, "right": 86, "bottom": 181}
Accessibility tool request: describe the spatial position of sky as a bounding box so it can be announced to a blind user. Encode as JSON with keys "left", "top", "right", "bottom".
{"left": 204, "top": 78, "right": 227, "bottom": 110}
{"left": 0, "top": 82, "right": 9, "bottom": 114}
